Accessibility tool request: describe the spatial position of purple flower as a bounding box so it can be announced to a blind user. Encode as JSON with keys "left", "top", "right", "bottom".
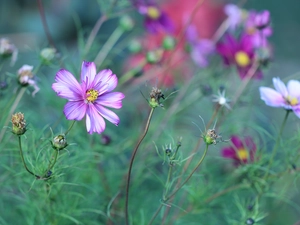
{"left": 134, "top": 1, "right": 174, "bottom": 33}
{"left": 224, "top": 4, "right": 243, "bottom": 30}
{"left": 259, "top": 77, "right": 300, "bottom": 118}
{"left": 52, "top": 61, "right": 125, "bottom": 134}
{"left": 222, "top": 135, "right": 256, "bottom": 166}
{"left": 254, "top": 10, "right": 271, "bottom": 30}
{"left": 186, "top": 25, "right": 215, "bottom": 68}
{"left": 245, "top": 11, "right": 272, "bottom": 48}
{"left": 217, "top": 34, "right": 262, "bottom": 79}
{"left": 190, "top": 39, "right": 215, "bottom": 67}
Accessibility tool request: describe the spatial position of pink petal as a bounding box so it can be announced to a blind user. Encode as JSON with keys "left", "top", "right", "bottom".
{"left": 222, "top": 147, "right": 236, "bottom": 158}
{"left": 94, "top": 104, "right": 120, "bottom": 125}
{"left": 63, "top": 101, "right": 87, "bottom": 120}
{"left": 85, "top": 105, "right": 106, "bottom": 134}
{"left": 52, "top": 69, "right": 83, "bottom": 100}
{"left": 93, "top": 69, "right": 118, "bottom": 94}
{"left": 231, "top": 135, "right": 244, "bottom": 149}
{"left": 287, "top": 80, "right": 300, "bottom": 98}
{"left": 81, "top": 61, "right": 96, "bottom": 89}
{"left": 97, "top": 92, "right": 125, "bottom": 109}
{"left": 272, "top": 77, "right": 288, "bottom": 97}
{"left": 259, "top": 87, "right": 286, "bottom": 107}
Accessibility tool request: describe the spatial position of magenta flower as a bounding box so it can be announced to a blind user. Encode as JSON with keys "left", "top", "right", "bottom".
{"left": 259, "top": 77, "right": 300, "bottom": 118}
{"left": 244, "top": 11, "right": 272, "bottom": 48}
{"left": 222, "top": 135, "right": 256, "bottom": 166}
{"left": 52, "top": 61, "right": 125, "bottom": 134}
{"left": 133, "top": 0, "right": 174, "bottom": 33}
{"left": 217, "top": 34, "right": 262, "bottom": 79}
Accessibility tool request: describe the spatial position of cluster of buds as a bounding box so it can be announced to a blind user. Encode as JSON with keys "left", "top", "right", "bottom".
{"left": 149, "top": 87, "right": 165, "bottom": 108}
{"left": 163, "top": 137, "right": 182, "bottom": 166}
{"left": 17, "top": 65, "right": 40, "bottom": 96}
{"left": 11, "top": 112, "right": 27, "bottom": 135}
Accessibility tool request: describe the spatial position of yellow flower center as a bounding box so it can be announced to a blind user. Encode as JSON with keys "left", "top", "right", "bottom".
{"left": 286, "top": 95, "right": 298, "bottom": 106}
{"left": 147, "top": 6, "right": 160, "bottom": 19}
{"left": 235, "top": 51, "right": 250, "bottom": 67}
{"left": 236, "top": 148, "right": 249, "bottom": 161}
{"left": 86, "top": 89, "right": 99, "bottom": 103}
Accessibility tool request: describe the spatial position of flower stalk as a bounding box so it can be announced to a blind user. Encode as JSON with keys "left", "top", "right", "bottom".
{"left": 125, "top": 107, "right": 155, "bottom": 225}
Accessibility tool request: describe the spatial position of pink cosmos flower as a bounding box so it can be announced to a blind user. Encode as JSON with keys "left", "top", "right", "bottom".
{"left": 222, "top": 135, "right": 256, "bottom": 166}
{"left": 217, "top": 34, "right": 262, "bottom": 79}
{"left": 52, "top": 61, "right": 125, "bottom": 134}
{"left": 259, "top": 77, "right": 300, "bottom": 118}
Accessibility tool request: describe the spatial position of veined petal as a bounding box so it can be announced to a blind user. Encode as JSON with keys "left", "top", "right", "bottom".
{"left": 287, "top": 80, "right": 300, "bottom": 98}
{"left": 93, "top": 69, "right": 118, "bottom": 93}
{"left": 85, "top": 105, "right": 106, "bottom": 134}
{"left": 97, "top": 92, "right": 125, "bottom": 109}
{"left": 63, "top": 101, "right": 87, "bottom": 120}
{"left": 272, "top": 77, "right": 288, "bottom": 97}
{"left": 94, "top": 104, "right": 120, "bottom": 125}
{"left": 259, "top": 87, "right": 286, "bottom": 107}
{"left": 81, "top": 61, "right": 96, "bottom": 89}
{"left": 52, "top": 69, "right": 83, "bottom": 100}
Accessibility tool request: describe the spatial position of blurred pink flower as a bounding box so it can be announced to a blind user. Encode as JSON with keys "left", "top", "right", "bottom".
{"left": 222, "top": 135, "right": 256, "bottom": 166}
{"left": 244, "top": 11, "right": 272, "bottom": 48}
{"left": 259, "top": 77, "right": 300, "bottom": 118}
{"left": 134, "top": 0, "right": 174, "bottom": 34}
{"left": 217, "top": 34, "right": 262, "bottom": 79}
{"left": 52, "top": 61, "right": 125, "bottom": 134}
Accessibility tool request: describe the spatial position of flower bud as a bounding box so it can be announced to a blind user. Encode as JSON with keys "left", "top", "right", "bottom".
{"left": 40, "top": 48, "right": 56, "bottom": 64}
{"left": 203, "top": 129, "right": 220, "bottom": 145}
{"left": 51, "top": 134, "right": 68, "bottom": 150}
{"left": 162, "top": 36, "right": 176, "bottom": 50}
{"left": 119, "top": 15, "right": 134, "bottom": 31}
{"left": 11, "top": 112, "right": 27, "bottom": 135}
{"left": 165, "top": 148, "right": 172, "bottom": 156}
{"left": 146, "top": 49, "right": 163, "bottom": 64}
{"left": 149, "top": 87, "right": 164, "bottom": 108}
{"left": 0, "top": 38, "right": 16, "bottom": 57}
{"left": 128, "top": 40, "right": 142, "bottom": 54}
{"left": 101, "top": 134, "right": 111, "bottom": 145}
{"left": 246, "top": 218, "right": 255, "bottom": 225}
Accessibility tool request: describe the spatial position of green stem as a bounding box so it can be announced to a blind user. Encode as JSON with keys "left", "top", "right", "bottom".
{"left": 147, "top": 204, "right": 163, "bottom": 225}
{"left": 18, "top": 136, "right": 40, "bottom": 178}
{"left": 125, "top": 108, "right": 155, "bottom": 225}
{"left": 265, "top": 110, "right": 290, "bottom": 178}
{"left": 118, "top": 60, "right": 147, "bottom": 86}
{"left": 42, "top": 149, "right": 59, "bottom": 179}
{"left": 64, "top": 120, "right": 76, "bottom": 136}
{"left": 165, "top": 144, "right": 209, "bottom": 202}
{"left": 94, "top": 26, "right": 124, "bottom": 67}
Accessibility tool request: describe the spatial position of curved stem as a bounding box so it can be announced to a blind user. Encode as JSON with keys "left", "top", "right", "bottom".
{"left": 147, "top": 204, "right": 163, "bottom": 225}
{"left": 18, "top": 136, "right": 40, "bottom": 178}
{"left": 37, "top": 0, "right": 57, "bottom": 49}
{"left": 42, "top": 149, "right": 59, "bottom": 179}
{"left": 125, "top": 108, "right": 155, "bottom": 225}
{"left": 64, "top": 120, "right": 76, "bottom": 136}
{"left": 119, "top": 59, "right": 147, "bottom": 86}
{"left": 165, "top": 144, "right": 209, "bottom": 202}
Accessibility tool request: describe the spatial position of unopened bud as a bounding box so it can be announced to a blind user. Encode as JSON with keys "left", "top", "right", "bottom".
{"left": 51, "top": 134, "right": 68, "bottom": 150}
{"left": 146, "top": 49, "right": 163, "bottom": 64}
{"left": 128, "top": 40, "right": 142, "bottom": 54}
{"left": 162, "top": 36, "right": 176, "bottom": 50}
{"left": 40, "top": 48, "right": 56, "bottom": 64}
{"left": 11, "top": 112, "right": 27, "bottom": 135}
{"left": 119, "top": 15, "right": 134, "bottom": 31}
